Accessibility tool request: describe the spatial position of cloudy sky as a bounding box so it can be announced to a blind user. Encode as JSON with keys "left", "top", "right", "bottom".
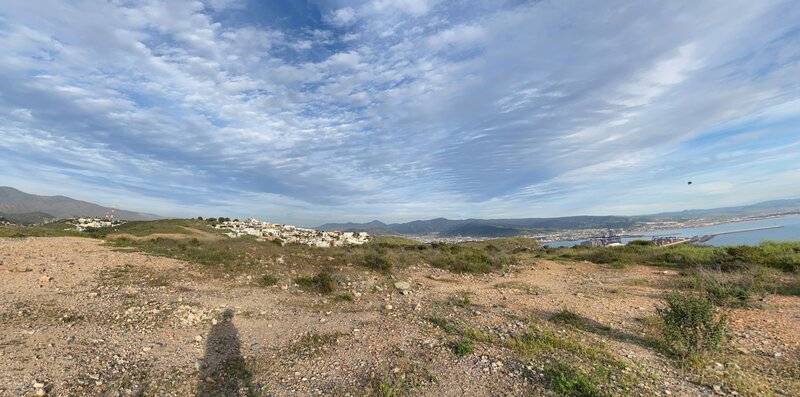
{"left": 1, "top": 0, "right": 799, "bottom": 226}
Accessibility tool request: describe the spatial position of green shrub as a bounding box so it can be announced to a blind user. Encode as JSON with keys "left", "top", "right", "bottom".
{"left": 426, "top": 316, "right": 457, "bottom": 334}
{"left": 294, "top": 272, "right": 336, "bottom": 294}
{"left": 334, "top": 292, "right": 354, "bottom": 302}
{"left": 258, "top": 273, "right": 278, "bottom": 287}
{"left": 543, "top": 360, "right": 603, "bottom": 397}
{"left": 364, "top": 251, "right": 393, "bottom": 273}
{"left": 670, "top": 267, "right": 787, "bottom": 307}
{"left": 657, "top": 292, "right": 727, "bottom": 357}
{"left": 431, "top": 249, "right": 508, "bottom": 273}
{"left": 550, "top": 309, "right": 586, "bottom": 329}
{"left": 452, "top": 337, "right": 473, "bottom": 357}
{"left": 448, "top": 295, "right": 471, "bottom": 308}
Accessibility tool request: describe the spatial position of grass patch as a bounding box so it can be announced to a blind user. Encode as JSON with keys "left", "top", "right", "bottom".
{"left": 430, "top": 249, "right": 512, "bottom": 274}
{"left": 91, "top": 219, "right": 221, "bottom": 238}
{"left": 0, "top": 221, "right": 87, "bottom": 238}
{"left": 506, "top": 320, "right": 647, "bottom": 396}
{"left": 366, "top": 364, "right": 437, "bottom": 397}
{"left": 97, "top": 220, "right": 529, "bottom": 277}
{"left": 549, "top": 241, "right": 800, "bottom": 273}
{"left": 451, "top": 337, "right": 474, "bottom": 357}
{"left": 61, "top": 314, "right": 84, "bottom": 324}
{"left": 290, "top": 332, "right": 339, "bottom": 357}
{"left": 363, "top": 250, "right": 393, "bottom": 273}
{"left": 294, "top": 272, "right": 336, "bottom": 294}
{"left": 544, "top": 360, "right": 605, "bottom": 397}
{"left": 670, "top": 266, "right": 798, "bottom": 306}
{"left": 426, "top": 316, "right": 457, "bottom": 334}
{"left": 550, "top": 309, "right": 587, "bottom": 330}
{"left": 334, "top": 292, "right": 354, "bottom": 302}
{"left": 447, "top": 295, "right": 472, "bottom": 308}
{"left": 258, "top": 273, "right": 278, "bottom": 287}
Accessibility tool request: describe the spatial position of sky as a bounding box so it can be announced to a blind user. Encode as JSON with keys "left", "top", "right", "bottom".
{"left": 1, "top": 0, "right": 800, "bottom": 226}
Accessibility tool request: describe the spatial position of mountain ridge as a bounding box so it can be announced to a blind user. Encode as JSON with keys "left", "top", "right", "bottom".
{"left": 318, "top": 198, "right": 800, "bottom": 237}
{"left": 0, "top": 186, "right": 161, "bottom": 221}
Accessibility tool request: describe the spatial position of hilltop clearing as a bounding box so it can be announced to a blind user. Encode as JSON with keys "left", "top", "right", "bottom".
{"left": 0, "top": 235, "right": 798, "bottom": 396}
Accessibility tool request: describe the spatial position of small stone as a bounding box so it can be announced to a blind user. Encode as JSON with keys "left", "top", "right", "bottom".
{"left": 195, "top": 335, "right": 203, "bottom": 342}
{"left": 250, "top": 343, "right": 262, "bottom": 351}
{"left": 394, "top": 281, "right": 411, "bottom": 291}
{"left": 712, "top": 385, "right": 722, "bottom": 393}
{"left": 385, "top": 304, "right": 393, "bottom": 310}
{"left": 774, "top": 352, "right": 783, "bottom": 359}
{"left": 35, "top": 389, "right": 46, "bottom": 396}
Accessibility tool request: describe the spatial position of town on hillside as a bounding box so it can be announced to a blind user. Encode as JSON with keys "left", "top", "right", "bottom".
{"left": 69, "top": 217, "right": 126, "bottom": 231}
{"left": 214, "top": 218, "right": 369, "bottom": 247}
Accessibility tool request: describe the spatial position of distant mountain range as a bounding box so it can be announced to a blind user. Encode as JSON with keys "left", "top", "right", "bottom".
{"left": 650, "top": 199, "right": 800, "bottom": 219}
{"left": 0, "top": 187, "right": 160, "bottom": 224}
{"left": 318, "top": 198, "right": 800, "bottom": 237}
{"left": 318, "top": 216, "right": 646, "bottom": 237}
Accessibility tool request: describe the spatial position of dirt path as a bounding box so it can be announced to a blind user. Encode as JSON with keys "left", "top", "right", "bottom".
{"left": 105, "top": 226, "right": 223, "bottom": 242}
{"left": 0, "top": 237, "right": 797, "bottom": 396}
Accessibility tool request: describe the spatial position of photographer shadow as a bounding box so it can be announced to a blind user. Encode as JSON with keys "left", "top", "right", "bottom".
{"left": 196, "top": 309, "right": 256, "bottom": 397}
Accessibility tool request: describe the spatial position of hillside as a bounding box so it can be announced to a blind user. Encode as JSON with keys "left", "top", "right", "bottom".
{"left": 0, "top": 187, "right": 160, "bottom": 221}
{"left": 0, "top": 211, "right": 56, "bottom": 225}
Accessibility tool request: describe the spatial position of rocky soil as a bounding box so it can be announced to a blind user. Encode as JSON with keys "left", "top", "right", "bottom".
{"left": 0, "top": 237, "right": 797, "bottom": 396}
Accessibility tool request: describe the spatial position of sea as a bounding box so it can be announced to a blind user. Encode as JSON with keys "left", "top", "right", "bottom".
{"left": 544, "top": 215, "right": 800, "bottom": 247}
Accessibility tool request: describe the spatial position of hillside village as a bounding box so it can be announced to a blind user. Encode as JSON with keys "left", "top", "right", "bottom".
{"left": 68, "top": 217, "right": 125, "bottom": 231}
{"left": 214, "top": 218, "right": 369, "bottom": 247}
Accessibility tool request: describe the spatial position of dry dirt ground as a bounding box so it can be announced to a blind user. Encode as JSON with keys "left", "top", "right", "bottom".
{"left": 0, "top": 237, "right": 797, "bottom": 396}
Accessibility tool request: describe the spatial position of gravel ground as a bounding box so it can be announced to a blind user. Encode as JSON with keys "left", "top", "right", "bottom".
{"left": 0, "top": 237, "right": 797, "bottom": 396}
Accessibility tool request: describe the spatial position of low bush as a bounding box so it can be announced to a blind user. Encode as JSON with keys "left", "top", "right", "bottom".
{"left": 452, "top": 337, "right": 474, "bottom": 357}
{"left": 334, "top": 292, "right": 354, "bottom": 302}
{"left": 657, "top": 292, "right": 727, "bottom": 357}
{"left": 363, "top": 251, "right": 393, "bottom": 273}
{"left": 543, "top": 360, "right": 603, "bottom": 397}
{"left": 258, "top": 273, "right": 278, "bottom": 287}
{"left": 550, "top": 309, "right": 586, "bottom": 329}
{"left": 430, "top": 249, "right": 510, "bottom": 273}
{"left": 294, "top": 272, "right": 336, "bottom": 294}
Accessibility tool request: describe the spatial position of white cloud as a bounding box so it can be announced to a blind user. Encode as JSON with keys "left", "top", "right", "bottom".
{"left": 329, "top": 7, "right": 357, "bottom": 26}
{"left": 426, "top": 24, "right": 485, "bottom": 50}
{"left": 365, "top": 0, "right": 435, "bottom": 17}
{"left": 0, "top": 0, "right": 799, "bottom": 223}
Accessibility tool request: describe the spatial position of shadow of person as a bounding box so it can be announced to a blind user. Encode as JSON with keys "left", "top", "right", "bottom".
{"left": 197, "top": 309, "right": 255, "bottom": 397}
